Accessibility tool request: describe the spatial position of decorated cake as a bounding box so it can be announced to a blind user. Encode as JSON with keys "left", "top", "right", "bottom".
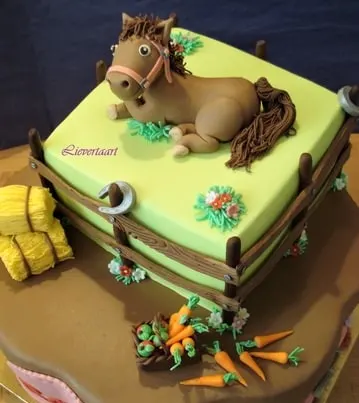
{"left": 35, "top": 13, "right": 355, "bottom": 314}
{"left": 1, "top": 11, "right": 359, "bottom": 403}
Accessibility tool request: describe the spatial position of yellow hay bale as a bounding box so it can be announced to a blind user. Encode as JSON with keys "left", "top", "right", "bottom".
{"left": 0, "top": 218, "right": 74, "bottom": 281}
{"left": 0, "top": 185, "right": 56, "bottom": 236}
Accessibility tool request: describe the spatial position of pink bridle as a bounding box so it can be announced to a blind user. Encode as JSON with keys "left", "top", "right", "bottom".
{"left": 106, "top": 39, "right": 173, "bottom": 89}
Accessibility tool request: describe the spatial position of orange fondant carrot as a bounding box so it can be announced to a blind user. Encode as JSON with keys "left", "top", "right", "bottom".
{"left": 169, "top": 313, "right": 179, "bottom": 329}
{"left": 180, "top": 372, "right": 238, "bottom": 387}
{"left": 166, "top": 322, "right": 209, "bottom": 346}
{"left": 254, "top": 330, "right": 294, "bottom": 348}
{"left": 169, "top": 321, "right": 185, "bottom": 338}
{"left": 236, "top": 343, "right": 266, "bottom": 381}
{"left": 170, "top": 343, "right": 185, "bottom": 371}
{"left": 207, "top": 341, "right": 247, "bottom": 387}
{"left": 250, "top": 347, "right": 304, "bottom": 366}
{"left": 176, "top": 295, "right": 200, "bottom": 324}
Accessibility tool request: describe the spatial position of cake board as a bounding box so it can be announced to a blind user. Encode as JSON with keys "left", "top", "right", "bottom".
{"left": 0, "top": 139, "right": 359, "bottom": 403}
{"left": 1, "top": 315, "right": 358, "bottom": 403}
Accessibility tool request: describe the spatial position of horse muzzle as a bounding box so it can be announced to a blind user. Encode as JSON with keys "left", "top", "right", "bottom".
{"left": 106, "top": 71, "right": 143, "bottom": 101}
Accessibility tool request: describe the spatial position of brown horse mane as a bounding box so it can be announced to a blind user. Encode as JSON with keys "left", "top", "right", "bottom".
{"left": 119, "top": 14, "right": 191, "bottom": 77}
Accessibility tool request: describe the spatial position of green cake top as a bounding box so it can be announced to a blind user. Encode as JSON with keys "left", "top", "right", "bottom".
{"left": 43, "top": 28, "right": 345, "bottom": 270}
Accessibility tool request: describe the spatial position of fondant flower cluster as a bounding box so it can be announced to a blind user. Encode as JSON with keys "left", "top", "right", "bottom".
{"left": 331, "top": 172, "right": 348, "bottom": 192}
{"left": 207, "top": 306, "right": 250, "bottom": 340}
{"left": 194, "top": 185, "right": 246, "bottom": 231}
{"left": 170, "top": 32, "right": 203, "bottom": 56}
{"left": 108, "top": 256, "right": 146, "bottom": 285}
{"left": 284, "top": 228, "right": 308, "bottom": 258}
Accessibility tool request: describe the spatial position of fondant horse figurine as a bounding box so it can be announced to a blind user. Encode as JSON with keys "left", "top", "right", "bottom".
{"left": 106, "top": 13, "right": 296, "bottom": 169}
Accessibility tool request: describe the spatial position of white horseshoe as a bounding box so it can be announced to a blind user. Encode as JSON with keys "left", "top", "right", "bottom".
{"left": 337, "top": 86, "right": 359, "bottom": 117}
{"left": 97, "top": 181, "right": 136, "bottom": 215}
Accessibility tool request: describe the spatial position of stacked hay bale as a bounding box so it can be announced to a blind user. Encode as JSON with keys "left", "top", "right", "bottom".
{"left": 0, "top": 185, "right": 73, "bottom": 281}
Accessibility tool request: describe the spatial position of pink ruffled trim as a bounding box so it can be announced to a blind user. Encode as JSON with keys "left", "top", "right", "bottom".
{"left": 303, "top": 394, "right": 315, "bottom": 403}
{"left": 7, "top": 361, "right": 82, "bottom": 403}
{"left": 303, "top": 323, "right": 351, "bottom": 403}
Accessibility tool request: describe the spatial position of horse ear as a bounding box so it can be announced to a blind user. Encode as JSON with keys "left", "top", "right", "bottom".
{"left": 157, "top": 16, "right": 175, "bottom": 44}
{"left": 122, "top": 12, "right": 134, "bottom": 28}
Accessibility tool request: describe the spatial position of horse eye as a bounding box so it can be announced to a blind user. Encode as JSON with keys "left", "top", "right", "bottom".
{"left": 138, "top": 44, "right": 151, "bottom": 57}
{"left": 110, "top": 44, "right": 118, "bottom": 56}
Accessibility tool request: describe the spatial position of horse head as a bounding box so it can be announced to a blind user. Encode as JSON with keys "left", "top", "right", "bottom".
{"left": 106, "top": 13, "right": 176, "bottom": 101}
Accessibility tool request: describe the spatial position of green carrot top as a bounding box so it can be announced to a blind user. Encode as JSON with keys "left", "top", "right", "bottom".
{"left": 223, "top": 373, "right": 238, "bottom": 384}
{"left": 235, "top": 342, "right": 244, "bottom": 355}
{"left": 184, "top": 343, "right": 196, "bottom": 358}
{"left": 170, "top": 349, "right": 183, "bottom": 371}
{"left": 179, "top": 295, "right": 200, "bottom": 324}
{"left": 187, "top": 295, "right": 200, "bottom": 309}
{"left": 235, "top": 341, "right": 256, "bottom": 354}
{"left": 192, "top": 322, "right": 209, "bottom": 333}
{"left": 288, "top": 347, "right": 304, "bottom": 366}
{"left": 207, "top": 340, "right": 222, "bottom": 355}
{"left": 189, "top": 317, "right": 202, "bottom": 325}
{"left": 237, "top": 340, "right": 257, "bottom": 351}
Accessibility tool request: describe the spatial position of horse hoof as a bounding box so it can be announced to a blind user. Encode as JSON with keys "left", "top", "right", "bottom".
{"left": 169, "top": 127, "right": 183, "bottom": 142}
{"left": 172, "top": 145, "right": 189, "bottom": 157}
{"left": 107, "top": 104, "right": 118, "bottom": 120}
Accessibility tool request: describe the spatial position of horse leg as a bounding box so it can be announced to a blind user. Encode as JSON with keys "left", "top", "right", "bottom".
{"left": 169, "top": 123, "right": 196, "bottom": 142}
{"left": 172, "top": 98, "right": 244, "bottom": 156}
{"left": 107, "top": 103, "right": 131, "bottom": 120}
{"left": 172, "top": 133, "right": 220, "bottom": 156}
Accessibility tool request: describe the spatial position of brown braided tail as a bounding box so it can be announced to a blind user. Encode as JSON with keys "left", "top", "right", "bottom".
{"left": 226, "top": 77, "right": 296, "bottom": 170}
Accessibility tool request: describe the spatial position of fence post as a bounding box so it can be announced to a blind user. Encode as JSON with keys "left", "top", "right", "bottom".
{"left": 222, "top": 236, "right": 241, "bottom": 324}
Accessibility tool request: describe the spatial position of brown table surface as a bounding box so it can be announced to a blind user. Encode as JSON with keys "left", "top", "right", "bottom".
{"left": 0, "top": 138, "right": 358, "bottom": 403}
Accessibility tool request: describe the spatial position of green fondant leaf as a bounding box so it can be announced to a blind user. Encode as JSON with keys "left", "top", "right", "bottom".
{"left": 170, "top": 32, "right": 204, "bottom": 56}
{"left": 127, "top": 119, "right": 173, "bottom": 142}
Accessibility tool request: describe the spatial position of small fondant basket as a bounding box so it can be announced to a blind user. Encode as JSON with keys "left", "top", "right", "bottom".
{"left": 132, "top": 313, "right": 202, "bottom": 371}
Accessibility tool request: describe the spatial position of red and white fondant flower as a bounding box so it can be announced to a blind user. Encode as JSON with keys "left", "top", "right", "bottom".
{"left": 120, "top": 265, "right": 132, "bottom": 277}
{"left": 205, "top": 190, "right": 218, "bottom": 205}
{"left": 226, "top": 203, "right": 240, "bottom": 218}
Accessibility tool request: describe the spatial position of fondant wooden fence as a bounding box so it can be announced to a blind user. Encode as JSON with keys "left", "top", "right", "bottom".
{"left": 28, "top": 110, "right": 354, "bottom": 318}
{"left": 26, "top": 45, "right": 357, "bottom": 321}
